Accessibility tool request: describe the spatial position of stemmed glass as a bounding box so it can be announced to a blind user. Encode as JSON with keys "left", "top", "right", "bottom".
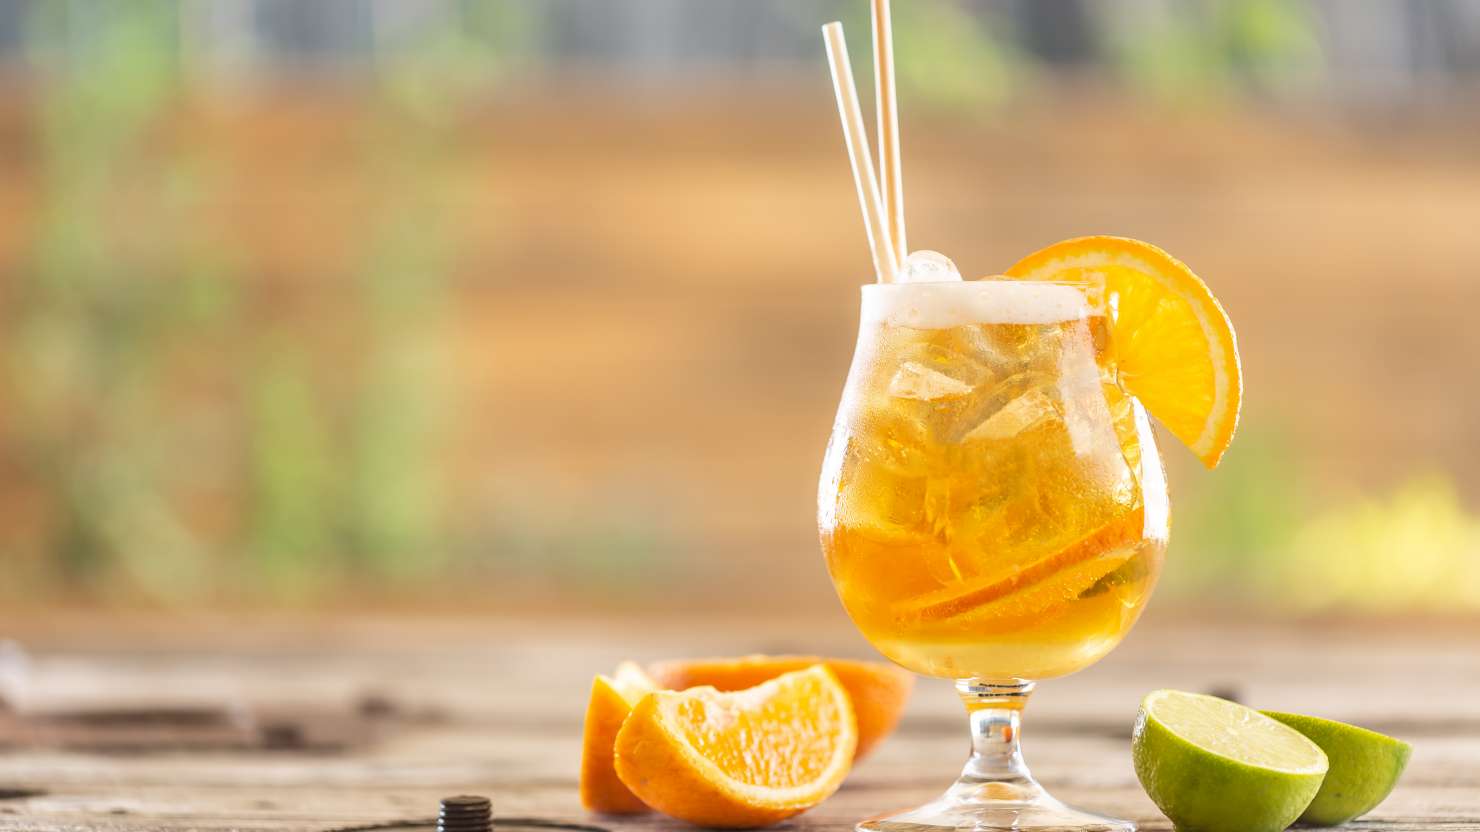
{"left": 819, "top": 278, "right": 1169, "bottom": 831}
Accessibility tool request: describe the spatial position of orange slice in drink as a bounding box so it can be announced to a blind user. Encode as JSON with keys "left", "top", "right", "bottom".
{"left": 1005, "top": 236, "right": 1242, "bottom": 468}
{"left": 898, "top": 506, "right": 1145, "bottom": 625}
{"left": 646, "top": 655, "right": 913, "bottom": 760}
{"left": 579, "top": 661, "right": 658, "bottom": 814}
{"left": 614, "top": 665, "right": 857, "bottom": 828}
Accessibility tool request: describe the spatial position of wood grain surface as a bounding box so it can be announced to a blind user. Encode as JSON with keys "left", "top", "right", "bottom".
{"left": 0, "top": 610, "right": 1475, "bottom": 831}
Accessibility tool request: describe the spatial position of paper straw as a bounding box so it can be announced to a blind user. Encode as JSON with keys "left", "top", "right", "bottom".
{"left": 872, "top": 0, "right": 907, "bottom": 263}
{"left": 822, "top": 22, "right": 899, "bottom": 283}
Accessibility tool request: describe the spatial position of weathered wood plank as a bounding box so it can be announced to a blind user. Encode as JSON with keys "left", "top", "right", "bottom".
{"left": 1, "top": 780, "right": 1477, "bottom": 832}
{"left": 0, "top": 614, "right": 1476, "bottom": 831}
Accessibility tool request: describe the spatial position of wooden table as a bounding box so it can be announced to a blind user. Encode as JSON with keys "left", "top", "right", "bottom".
{"left": 0, "top": 610, "right": 1476, "bottom": 831}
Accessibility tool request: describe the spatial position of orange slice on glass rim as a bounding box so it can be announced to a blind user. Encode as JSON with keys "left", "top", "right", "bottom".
{"left": 1005, "top": 236, "right": 1242, "bottom": 468}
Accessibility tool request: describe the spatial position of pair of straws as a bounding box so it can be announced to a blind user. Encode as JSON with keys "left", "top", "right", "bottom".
{"left": 823, "top": 1, "right": 907, "bottom": 284}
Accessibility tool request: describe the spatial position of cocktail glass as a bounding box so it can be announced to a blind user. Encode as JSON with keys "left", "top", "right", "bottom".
{"left": 819, "top": 278, "right": 1170, "bottom": 831}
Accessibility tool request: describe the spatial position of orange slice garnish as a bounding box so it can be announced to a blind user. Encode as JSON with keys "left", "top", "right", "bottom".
{"left": 646, "top": 655, "right": 913, "bottom": 760}
{"left": 1006, "top": 236, "right": 1242, "bottom": 468}
{"left": 614, "top": 665, "right": 857, "bottom": 829}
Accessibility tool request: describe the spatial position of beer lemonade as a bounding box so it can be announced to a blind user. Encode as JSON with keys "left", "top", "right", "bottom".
{"left": 813, "top": 7, "right": 1242, "bottom": 831}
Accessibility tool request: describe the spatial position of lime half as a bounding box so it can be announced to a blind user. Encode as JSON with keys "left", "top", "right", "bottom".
{"left": 1132, "top": 690, "right": 1328, "bottom": 832}
{"left": 1263, "top": 711, "right": 1411, "bottom": 826}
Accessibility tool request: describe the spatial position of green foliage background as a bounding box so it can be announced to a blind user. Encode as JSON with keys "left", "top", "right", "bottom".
{"left": 3, "top": 1, "right": 1477, "bottom": 612}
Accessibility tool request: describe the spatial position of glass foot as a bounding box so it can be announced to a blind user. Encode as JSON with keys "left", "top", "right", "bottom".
{"left": 857, "top": 680, "right": 1133, "bottom": 832}
{"left": 857, "top": 777, "right": 1133, "bottom": 832}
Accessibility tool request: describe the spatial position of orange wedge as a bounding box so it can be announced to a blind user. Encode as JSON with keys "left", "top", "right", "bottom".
{"left": 647, "top": 655, "right": 912, "bottom": 760}
{"left": 614, "top": 665, "right": 857, "bottom": 828}
{"left": 1005, "top": 236, "right": 1242, "bottom": 468}
{"left": 579, "top": 661, "right": 658, "bottom": 814}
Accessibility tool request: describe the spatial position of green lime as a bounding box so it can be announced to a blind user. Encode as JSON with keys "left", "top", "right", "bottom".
{"left": 1262, "top": 711, "right": 1411, "bottom": 826}
{"left": 1132, "top": 690, "right": 1328, "bottom": 832}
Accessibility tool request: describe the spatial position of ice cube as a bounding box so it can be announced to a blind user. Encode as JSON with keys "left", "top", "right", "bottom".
{"left": 858, "top": 406, "right": 933, "bottom": 476}
{"left": 897, "top": 249, "right": 963, "bottom": 283}
{"left": 836, "top": 447, "right": 930, "bottom": 545}
{"left": 985, "top": 322, "right": 1064, "bottom": 374}
{"left": 961, "top": 388, "right": 1059, "bottom": 443}
{"left": 1056, "top": 333, "right": 1114, "bottom": 451}
{"left": 886, "top": 334, "right": 995, "bottom": 398}
{"left": 889, "top": 361, "right": 974, "bottom": 401}
{"left": 1054, "top": 325, "right": 1135, "bottom": 489}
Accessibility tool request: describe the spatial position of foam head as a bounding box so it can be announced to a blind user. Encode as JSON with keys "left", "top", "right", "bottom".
{"left": 862, "top": 278, "right": 1090, "bottom": 329}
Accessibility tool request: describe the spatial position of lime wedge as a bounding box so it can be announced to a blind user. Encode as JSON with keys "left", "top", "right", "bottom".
{"left": 1132, "top": 690, "right": 1328, "bottom": 832}
{"left": 1263, "top": 711, "right": 1411, "bottom": 826}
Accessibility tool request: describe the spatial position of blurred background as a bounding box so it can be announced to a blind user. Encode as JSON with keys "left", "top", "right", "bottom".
{"left": 2, "top": 0, "right": 1479, "bottom": 618}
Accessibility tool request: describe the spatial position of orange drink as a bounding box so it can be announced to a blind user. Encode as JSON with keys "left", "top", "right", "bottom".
{"left": 820, "top": 279, "right": 1169, "bottom": 683}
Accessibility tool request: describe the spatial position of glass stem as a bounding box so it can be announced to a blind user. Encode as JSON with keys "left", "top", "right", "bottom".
{"left": 956, "top": 679, "right": 1038, "bottom": 792}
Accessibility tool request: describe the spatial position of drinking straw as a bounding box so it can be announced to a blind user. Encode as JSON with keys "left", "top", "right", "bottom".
{"left": 871, "top": 0, "right": 907, "bottom": 263}
{"left": 822, "top": 22, "right": 899, "bottom": 284}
